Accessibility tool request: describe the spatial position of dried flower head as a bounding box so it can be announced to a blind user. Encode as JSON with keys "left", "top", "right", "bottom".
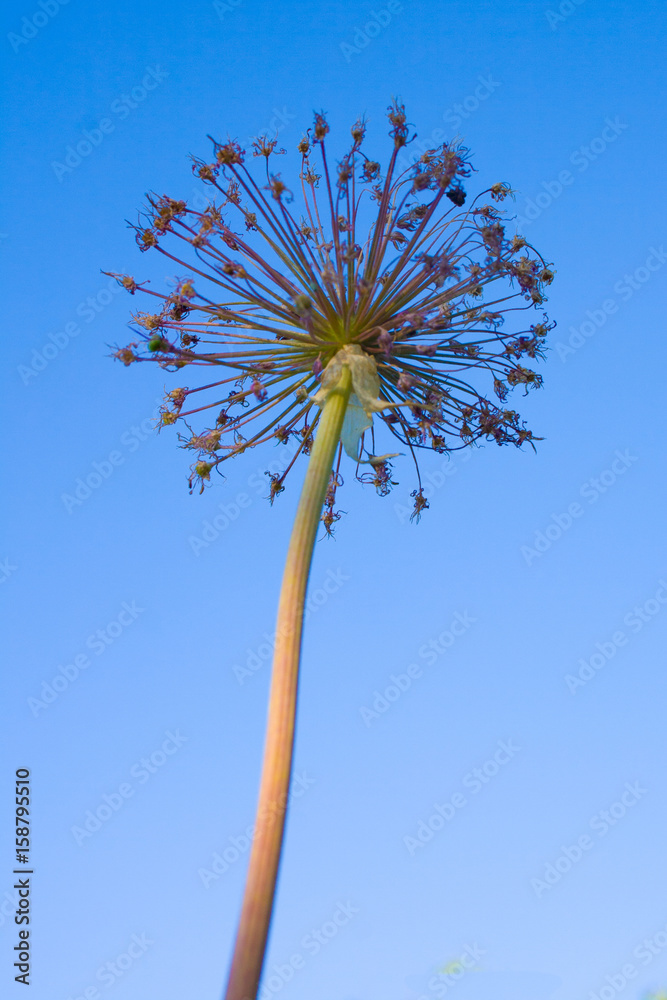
{"left": 110, "top": 100, "right": 553, "bottom": 518}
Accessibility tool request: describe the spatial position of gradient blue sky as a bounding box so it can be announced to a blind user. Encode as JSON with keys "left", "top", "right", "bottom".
{"left": 3, "top": 1, "right": 667, "bottom": 998}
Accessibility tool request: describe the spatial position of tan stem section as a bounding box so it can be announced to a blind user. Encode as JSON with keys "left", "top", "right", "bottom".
{"left": 224, "top": 364, "right": 352, "bottom": 1000}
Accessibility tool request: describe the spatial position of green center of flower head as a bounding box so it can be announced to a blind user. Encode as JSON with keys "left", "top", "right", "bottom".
{"left": 110, "top": 100, "right": 554, "bottom": 522}
{"left": 310, "top": 344, "right": 392, "bottom": 462}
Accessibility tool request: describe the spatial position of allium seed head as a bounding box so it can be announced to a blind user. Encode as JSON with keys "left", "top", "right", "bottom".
{"left": 111, "top": 102, "right": 554, "bottom": 516}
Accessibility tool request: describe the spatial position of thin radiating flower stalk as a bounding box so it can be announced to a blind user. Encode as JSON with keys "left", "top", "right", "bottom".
{"left": 110, "top": 100, "right": 554, "bottom": 1000}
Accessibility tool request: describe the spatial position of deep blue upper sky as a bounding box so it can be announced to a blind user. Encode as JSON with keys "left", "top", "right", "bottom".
{"left": 2, "top": 2, "right": 667, "bottom": 999}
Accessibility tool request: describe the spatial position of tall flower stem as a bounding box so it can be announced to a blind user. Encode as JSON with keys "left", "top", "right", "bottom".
{"left": 224, "top": 363, "right": 352, "bottom": 1000}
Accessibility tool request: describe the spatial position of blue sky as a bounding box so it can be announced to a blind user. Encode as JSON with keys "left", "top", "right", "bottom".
{"left": 2, "top": 1, "right": 667, "bottom": 998}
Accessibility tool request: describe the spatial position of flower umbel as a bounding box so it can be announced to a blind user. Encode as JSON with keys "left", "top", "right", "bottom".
{"left": 111, "top": 101, "right": 553, "bottom": 517}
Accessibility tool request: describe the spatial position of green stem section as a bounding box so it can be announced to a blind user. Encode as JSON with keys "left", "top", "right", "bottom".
{"left": 224, "top": 364, "right": 352, "bottom": 1000}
